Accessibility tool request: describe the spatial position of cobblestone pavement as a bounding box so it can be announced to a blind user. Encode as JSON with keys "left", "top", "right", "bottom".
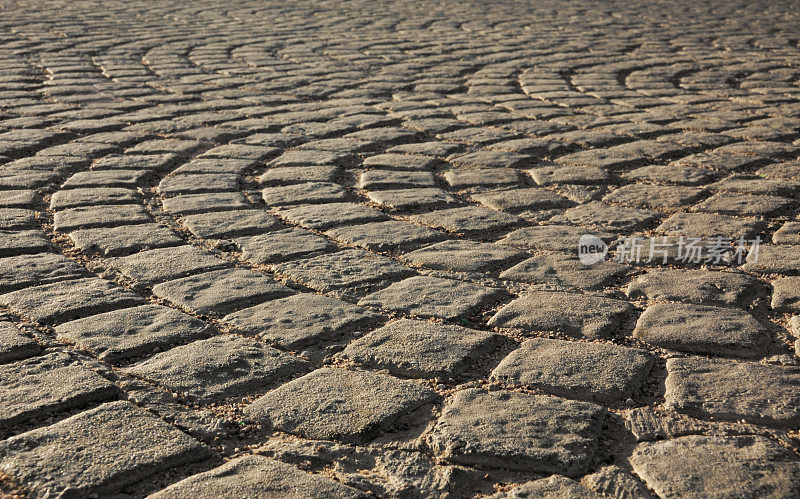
{"left": 1, "top": 0, "right": 800, "bottom": 496}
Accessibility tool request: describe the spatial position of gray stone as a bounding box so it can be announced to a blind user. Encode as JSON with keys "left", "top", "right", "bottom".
{"left": 665, "top": 356, "right": 800, "bottom": 426}
{"left": 622, "top": 164, "right": 717, "bottom": 185}
{"left": 245, "top": 368, "right": 436, "bottom": 444}
{"left": 55, "top": 304, "right": 214, "bottom": 362}
{"left": 363, "top": 153, "right": 439, "bottom": 170}
{"left": 626, "top": 269, "right": 766, "bottom": 307}
{"left": 693, "top": 192, "right": 791, "bottom": 216}
{"left": 259, "top": 165, "right": 340, "bottom": 185}
{"left": 630, "top": 435, "right": 800, "bottom": 498}
{"left": 61, "top": 169, "right": 149, "bottom": 188}
{"left": 366, "top": 187, "right": 458, "bottom": 210}
{"left": 603, "top": 184, "right": 705, "bottom": 209}
{"left": 773, "top": 221, "right": 800, "bottom": 244}
{"left": 471, "top": 187, "right": 571, "bottom": 212}
{"left": 358, "top": 170, "right": 435, "bottom": 189}
{"left": 0, "top": 352, "right": 117, "bottom": 427}
{"left": 161, "top": 192, "right": 250, "bottom": 215}
{"left": 236, "top": 229, "right": 334, "bottom": 264}
{"left": 157, "top": 174, "right": 240, "bottom": 196}
{"left": 491, "top": 338, "right": 654, "bottom": 403}
{"left": 152, "top": 268, "right": 292, "bottom": 315}
{"left": 0, "top": 401, "right": 210, "bottom": 497}
{"left": 743, "top": 245, "right": 800, "bottom": 274}
{"left": 223, "top": 294, "right": 383, "bottom": 349}
{"left": 561, "top": 202, "right": 658, "bottom": 232}
{"left": 358, "top": 276, "right": 505, "bottom": 320}
{"left": 181, "top": 210, "right": 281, "bottom": 239}
{"left": 326, "top": 221, "right": 444, "bottom": 252}
{"left": 149, "top": 455, "right": 364, "bottom": 498}
{"left": 528, "top": 165, "right": 610, "bottom": 186}
{"left": 69, "top": 224, "right": 183, "bottom": 256}
{"left": 656, "top": 212, "right": 762, "bottom": 239}
{"left": 108, "top": 245, "right": 227, "bottom": 288}
{"left": 53, "top": 204, "right": 152, "bottom": 231}
{"left": 771, "top": 277, "right": 800, "bottom": 312}
{"left": 634, "top": 303, "right": 769, "bottom": 358}
{"left": 340, "top": 319, "right": 508, "bottom": 379}
{"left": 276, "top": 202, "right": 387, "bottom": 230}
{"left": 0, "top": 253, "right": 88, "bottom": 293}
{"left": 0, "top": 321, "right": 40, "bottom": 363}
{"left": 488, "top": 291, "right": 633, "bottom": 338}
{"left": 427, "top": 388, "right": 604, "bottom": 475}
{"left": 0, "top": 230, "right": 51, "bottom": 257}
{"left": 499, "top": 253, "right": 628, "bottom": 290}
{"left": 497, "top": 225, "right": 615, "bottom": 253}
{"left": 0, "top": 277, "right": 144, "bottom": 325}
{"left": 444, "top": 168, "right": 521, "bottom": 188}
{"left": 410, "top": 206, "right": 519, "bottom": 235}
{"left": 50, "top": 187, "right": 138, "bottom": 209}
{"left": 262, "top": 182, "right": 348, "bottom": 206}
{"left": 0, "top": 190, "right": 38, "bottom": 208}
{"left": 489, "top": 476, "right": 601, "bottom": 498}
{"left": 402, "top": 240, "right": 524, "bottom": 273}
{"left": 125, "top": 335, "right": 310, "bottom": 403}
{"left": 0, "top": 208, "right": 36, "bottom": 230}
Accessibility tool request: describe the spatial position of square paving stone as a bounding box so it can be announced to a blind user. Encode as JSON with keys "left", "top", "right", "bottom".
{"left": 488, "top": 291, "right": 634, "bottom": 338}
{"left": 693, "top": 192, "right": 792, "bottom": 216}
{"left": 656, "top": 212, "right": 763, "bottom": 239}
{"left": 363, "top": 153, "right": 439, "bottom": 170}
{"left": 665, "top": 356, "right": 800, "bottom": 427}
{"left": 161, "top": 192, "right": 251, "bottom": 215}
{"left": 273, "top": 249, "right": 413, "bottom": 298}
{"left": 258, "top": 165, "right": 340, "bottom": 185}
{"left": 108, "top": 245, "right": 227, "bottom": 288}
{"left": 622, "top": 164, "right": 718, "bottom": 185}
{"left": 772, "top": 221, "right": 800, "bottom": 244}
{"left": 358, "top": 276, "right": 506, "bottom": 320}
{"left": 528, "top": 165, "right": 611, "bottom": 186}
{"left": 410, "top": 206, "right": 519, "bottom": 235}
{"left": 262, "top": 182, "right": 348, "bottom": 206}
{"left": 0, "top": 401, "right": 210, "bottom": 497}
{"left": 53, "top": 204, "right": 152, "bottom": 232}
{"left": 0, "top": 277, "right": 144, "bottom": 325}
{"left": 443, "top": 168, "right": 521, "bottom": 189}
{"left": 124, "top": 335, "right": 311, "bottom": 403}
{"left": 602, "top": 184, "right": 706, "bottom": 210}
{"left": 55, "top": 304, "right": 214, "bottom": 362}
{"left": 401, "top": 240, "right": 525, "bottom": 273}
{"left": 339, "top": 318, "right": 509, "bottom": 379}
{"left": 630, "top": 435, "right": 800, "bottom": 499}
{"left": 499, "top": 253, "right": 629, "bottom": 291}
{"left": 0, "top": 321, "right": 40, "bottom": 363}
{"left": 244, "top": 368, "right": 436, "bottom": 444}
{"left": 235, "top": 229, "right": 334, "bottom": 264}
{"left": 152, "top": 268, "right": 292, "bottom": 315}
{"left": 426, "top": 388, "right": 604, "bottom": 475}
{"left": 61, "top": 169, "right": 150, "bottom": 188}
{"left": 157, "top": 174, "right": 241, "bottom": 196}
{"left": 771, "top": 277, "right": 800, "bottom": 312}
{"left": 268, "top": 150, "right": 351, "bottom": 167}
{"left": 0, "top": 351, "right": 117, "bottom": 427}
{"left": 0, "top": 230, "right": 52, "bottom": 257}
{"left": 0, "top": 190, "right": 38, "bottom": 208}
{"left": 149, "top": 455, "right": 364, "bottom": 498}
{"left": 181, "top": 209, "right": 281, "bottom": 239}
{"left": 0, "top": 253, "right": 88, "bottom": 293}
{"left": 366, "top": 187, "right": 458, "bottom": 210}
{"left": 489, "top": 476, "right": 602, "bottom": 499}
{"left": 276, "top": 202, "right": 387, "bottom": 230}
{"left": 561, "top": 202, "right": 658, "bottom": 232}
{"left": 491, "top": 338, "right": 654, "bottom": 403}
{"left": 0, "top": 208, "right": 37, "bottom": 230}
{"left": 49, "top": 188, "right": 138, "bottom": 210}
{"left": 223, "top": 293, "right": 383, "bottom": 350}
{"left": 743, "top": 244, "right": 800, "bottom": 274}
{"left": 358, "top": 170, "right": 435, "bottom": 189}
{"left": 633, "top": 303, "right": 769, "bottom": 358}
{"left": 471, "top": 188, "right": 571, "bottom": 212}
{"left": 68, "top": 224, "right": 183, "bottom": 256}
{"left": 496, "top": 225, "right": 616, "bottom": 253}
{"left": 626, "top": 269, "right": 767, "bottom": 307}
{"left": 325, "top": 220, "right": 445, "bottom": 252}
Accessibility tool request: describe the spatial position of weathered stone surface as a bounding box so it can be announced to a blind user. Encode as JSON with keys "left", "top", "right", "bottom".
{"left": 471, "top": 188, "right": 570, "bottom": 212}
{"left": 276, "top": 202, "right": 387, "bottom": 229}
{"left": 0, "top": 352, "right": 117, "bottom": 427}
{"left": 500, "top": 253, "right": 628, "bottom": 290}
{"left": 529, "top": 165, "right": 610, "bottom": 186}
{"left": 150, "top": 455, "right": 365, "bottom": 498}
{"left": 491, "top": 338, "right": 653, "bottom": 403}
{"left": 410, "top": 206, "right": 519, "bottom": 235}
{"left": 358, "top": 276, "right": 505, "bottom": 319}
{"left": 773, "top": 221, "right": 800, "bottom": 244}
{"left": 634, "top": 303, "right": 769, "bottom": 357}
{"left": 245, "top": 368, "right": 436, "bottom": 444}
{"left": 236, "top": 229, "right": 334, "bottom": 264}
{"left": 259, "top": 165, "right": 340, "bottom": 185}
{"left": 0, "top": 401, "right": 210, "bottom": 497}
{"left": 630, "top": 435, "right": 800, "bottom": 498}
{"left": 224, "top": 294, "right": 383, "bottom": 349}
{"left": 427, "top": 388, "right": 604, "bottom": 475}
{"left": 497, "top": 225, "right": 615, "bottom": 253}
{"left": 744, "top": 244, "right": 800, "bottom": 274}
{"left": 326, "top": 220, "right": 444, "bottom": 252}
{"left": 771, "top": 277, "right": 800, "bottom": 312}
{"left": 50, "top": 187, "right": 138, "bottom": 209}
{"left": 262, "top": 182, "right": 348, "bottom": 206}
{"left": 152, "top": 268, "right": 292, "bottom": 315}
{"left": 108, "top": 245, "right": 227, "bottom": 288}
{"left": 0, "top": 277, "right": 144, "bottom": 325}
{"left": 489, "top": 291, "right": 633, "bottom": 338}
{"left": 627, "top": 269, "right": 766, "bottom": 307}
{"left": 561, "top": 202, "right": 658, "bottom": 232}
{"left": 0, "top": 321, "right": 40, "bottom": 363}
{"left": 161, "top": 192, "right": 250, "bottom": 215}
{"left": 489, "top": 476, "right": 601, "bottom": 498}
{"left": 55, "top": 304, "right": 213, "bottom": 362}
{"left": 366, "top": 187, "right": 458, "bottom": 210}
{"left": 0, "top": 253, "right": 87, "bottom": 292}
{"left": 68, "top": 223, "right": 183, "bottom": 256}
{"left": 0, "top": 230, "right": 51, "bottom": 257}
{"left": 53, "top": 204, "right": 152, "bottom": 231}
{"left": 181, "top": 210, "right": 281, "bottom": 239}
{"left": 125, "top": 335, "right": 310, "bottom": 403}
{"left": 603, "top": 184, "right": 705, "bottom": 209}
{"left": 656, "top": 212, "right": 762, "bottom": 239}
{"left": 665, "top": 357, "right": 800, "bottom": 426}
{"left": 402, "top": 240, "right": 524, "bottom": 273}
{"left": 358, "top": 169, "right": 435, "bottom": 189}
{"left": 340, "top": 319, "right": 508, "bottom": 379}
{"left": 693, "top": 192, "right": 791, "bottom": 216}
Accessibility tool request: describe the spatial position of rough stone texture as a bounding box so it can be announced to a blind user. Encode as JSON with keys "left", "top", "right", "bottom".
{"left": 55, "top": 304, "right": 214, "bottom": 362}
{"left": 627, "top": 269, "right": 766, "bottom": 307}
{"left": 497, "top": 225, "right": 615, "bottom": 253}
{"left": 149, "top": 455, "right": 365, "bottom": 498}
{"left": 340, "top": 319, "right": 509, "bottom": 379}
{"left": 499, "top": 253, "right": 628, "bottom": 290}
{"left": 634, "top": 303, "right": 770, "bottom": 358}
{"left": 124, "top": 335, "right": 311, "bottom": 403}
{"left": 491, "top": 338, "right": 654, "bottom": 403}
{"left": 489, "top": 476, "right": 602, "bottom": 498}
{"left": 401, "top": 240, "right": 525, "bottom": 273}
{"left": 0, "top": 401, "right": 210, "bottom": 497}
{"left": 235, "top": 229, "right": 334, "bottom": 264}
{"left": 0, "top": 321, "right": 40, "bottom": 363}
{"left": 107, "top": 246, "right": 227, "bottom": 288}
{"left": 665, "top": 357, "right": 800, "bottom": 427}
{"left": 630, "top": 435, "right": 800, "bottom": 498}
{"left": 427, "top": 388, "right": 605, "bottom": 475}
{"left": 488, "top": 291, "right": 634, "bottom": 338}
{"left": 68, "top": 224, "right": 183, "bottom": 256}
{"left": 0, "top": 352, "right": 117, "bottom": 427}
{"left": 245, "top": 368, "right": 436, "bottom": 444}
